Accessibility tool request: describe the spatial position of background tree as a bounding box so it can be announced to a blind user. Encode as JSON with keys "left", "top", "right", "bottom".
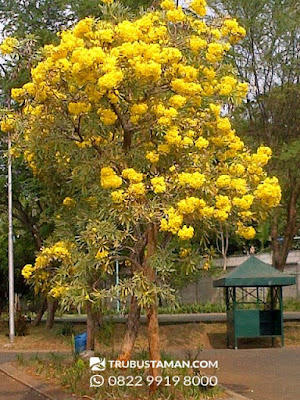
{"left": 244, "top": 84, "right": 300, "bottom": 269}
{"left": 209, "top": 0, "right": 300, "bottom": 270}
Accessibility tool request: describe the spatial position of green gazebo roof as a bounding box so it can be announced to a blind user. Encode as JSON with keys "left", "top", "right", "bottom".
{"left": 213, "top": 256, "right": 296, "bottom": 287}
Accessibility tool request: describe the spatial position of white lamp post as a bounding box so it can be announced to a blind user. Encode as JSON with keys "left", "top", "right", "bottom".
{"left": 8, "top": 131, "right": 15, "bottom": 343}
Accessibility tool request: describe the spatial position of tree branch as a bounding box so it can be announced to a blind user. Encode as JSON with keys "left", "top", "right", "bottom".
{"left": 109, "top": 102, "right": 135, "bottom": 151}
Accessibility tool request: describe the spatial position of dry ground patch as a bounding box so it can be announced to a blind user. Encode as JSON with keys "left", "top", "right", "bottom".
{"left": 1, "top": 321, "right": 299, "bottom": 352}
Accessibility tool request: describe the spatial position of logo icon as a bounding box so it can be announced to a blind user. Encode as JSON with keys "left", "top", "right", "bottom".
{"left": 90, "top": 357, "right": 106, "bottom": 371}
{"left": 90, "top": 375, "right": 104, "bottom": 387}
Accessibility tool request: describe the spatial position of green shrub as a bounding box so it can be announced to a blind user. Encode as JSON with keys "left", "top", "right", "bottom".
{"left": 284, "top": 298, "right": 300, "bottom": 311}
{"left": 57, "top": 322, "right": 74, "bottom": 336}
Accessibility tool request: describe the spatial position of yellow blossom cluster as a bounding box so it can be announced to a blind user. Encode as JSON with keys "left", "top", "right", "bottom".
{"left": 75, "top": 135, "right": 102, "bottom": 148}
{"left": 146, "top": 151, "right": 160, "bottom": 163}
{"left": 178, "top": 172, "right": 206, "bottom": 188}
{"left": 131, "top": 103, "right": 148, "bottom": 115}
{"left": 230, "top": 178, "right": 247, "bottom": 195}
{"left": 216, "top": 174, "right": 231, "bottom": 188}
{"left": 63, "top": 197, "right": 76, "bottom": 207}
{"left": 128, "top": 182, "right": 146, "bottom": 197}
{"left": 35, "top": 242, "right": 71, "bottom": 269}
{"left": 221, "top": 19, "right": 247, "bottom": 44}
{"left": 189, "top": 36, "right": 207, "bottom": 53}
{"left": 177, "top": 197, "right": 205, "bottom": 214}
{"left": 97, "top": 108, "right": 118, "bottom": 125}
{"left": 166, "top": 7, "right": 186, "bottom": 23}
{"left": 0, "top": 37, "right": 18, "bottom": 54}
{"left": 179, "top": 247, "right": 191, "bottom": 258}
{"left": 252, "top": 146, "right": 272, "bottom": 166}
{"left": 232, "top": 194, "right": 254, "bottom": 210}
{"left": 122, "top": 168, "right": 143, "bottom": 183}
{"left": 22, "top": 241, "right": 72, "bottom": 293}
{"left": 164, "top": 125, "right": 182, "bottom": 145}
{"left": 111, "top": 189, "right": 126, "bottom": 203}
{"left": 190, "top": 0, "right": 207, "bottom": 17}
{"left": 96, "top": 249, "right": 109, "bottom": 259}
{"left": 68, "top": 102, "right": 91, "bottom": 115}
{"left": 195, "top": 137, "right": 209, "bottom": 149}
{"left": 22, "top": 264, "right": 34, "bottom": 279}
{"left": 178, "top": 225, "right": 194, "bottom": 240}
{"left": 218, "top": 76, "right": 237, "bottom": 96}
{"left": 100, "top": 167, "right": 122, "bottom": 189}
{"left": 236, "top": 222, "right": 256, "bottom": 240}
{"left": 254, "top": 177, "right": 281, "bottom": 208}
{"left": 23, "top": 151, "right": 37, "bottom": 174}
{"left": 206, "top": 42, "right": 228, "bottom": 63}
{"left": 229, "top": 163, "right": 245, "bottom": 175}
{"left": 214, "top": 195, "right": 231, "bottom": 220}
{"left": 130, "top": 103, "right": 148, "bottom": 123}
{"left": 169, "top": 95, "right": 186, "bottom": 108}
{"left": 216, "top": 117, "right": 232, "bottom": 133}
{"left": 160, "top": 207, "right": 183, "bottom": 234}
{"left": 0, "top": 116, "right": 15, "bottom": 132}
{"left": 49, "top": 285, "right": 69, "bottom": 298}
{"left": 151, "top": 176, "right": 166, "bottom": 193}
{"left": 11, "top": 0, "right": 282, "bottom": 246}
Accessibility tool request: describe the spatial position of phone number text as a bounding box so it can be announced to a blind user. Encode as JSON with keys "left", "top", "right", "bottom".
{"left": 90, "top": 374, "right": 218, "bottom": 387}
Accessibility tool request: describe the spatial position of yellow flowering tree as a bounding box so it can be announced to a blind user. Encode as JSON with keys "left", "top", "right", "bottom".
{"left": 11, "top": 0, "right": 281, "bottom": 384}
{"left": 21, "top": 241, "right": 73, "bottom": 328}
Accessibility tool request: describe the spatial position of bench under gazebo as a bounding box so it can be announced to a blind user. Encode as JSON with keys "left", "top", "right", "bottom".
{"left": 213, "top": 256, "right": 296, "bottom": 349}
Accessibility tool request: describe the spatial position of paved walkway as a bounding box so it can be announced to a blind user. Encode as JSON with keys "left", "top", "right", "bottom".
{"left": 0, "top": 354, "right": 72, "bottom": 400}
{"left": 172, "top": 347, "right": 300, "bottom": 400}
{"left": 0, "top": 370, "right": 48, "bottom": 400}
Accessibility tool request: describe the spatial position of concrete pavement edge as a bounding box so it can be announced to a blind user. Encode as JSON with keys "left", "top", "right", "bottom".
{"left": 219, "top": 383, "right": 251, "bottom": 400}
{"left": 0, "top": 361, "right": 73, "bottom": 400}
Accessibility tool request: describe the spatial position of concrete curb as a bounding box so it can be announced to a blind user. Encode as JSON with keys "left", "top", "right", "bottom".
{"left": 0, "top": 362, "right": 73, "bottom": 400}
{"left": 219, "top": 384, "right": 251, "bottom": 400}
{"left": 52, "top": 311, "right": 300, "bottom": 324}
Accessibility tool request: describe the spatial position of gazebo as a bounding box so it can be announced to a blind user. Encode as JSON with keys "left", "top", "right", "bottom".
{"left": 213, "top": 256, "right": 296, "bottom": 349}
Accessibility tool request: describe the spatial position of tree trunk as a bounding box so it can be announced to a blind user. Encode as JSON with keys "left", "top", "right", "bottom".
{"left": 46, "top": 298, "right": 58, "bottom": 329}
{"left": 13, "top": 198, "right": 43, "bottom": 251}
{"left": 146, "top": 301, "right": 160, "bottom": 391}
{"left": 86, "top": 301, "right": 95, "bottom": 350}
{"left": 32, "top": 296, "right": 47, "bottom": 327}
{"left": 118, "top": 295, "right": 141, "bottom": 362}
{"left": 0, "top": 299, "right": 4, "bottom": 319}
{"left": 145, "top": 224, "right": 160, "bottom": 392}
{"left": 117, "top": 236, "right": 146, "bottom": 362}
{"left": 271, "top": 183, "right": 300, "bottom": 271}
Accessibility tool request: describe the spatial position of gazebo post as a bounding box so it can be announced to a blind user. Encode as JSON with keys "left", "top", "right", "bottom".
{"left": 225, "top": 287, "right": 229, "bottom": 348}
{"left": 271, "top": 286, "right": 274, "bottom": 348}
{"left": 280, "top": 286, "right": 284, "bottom": 347}
{"left": 233, "top": 287, "right": 237, "bottom": 349}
